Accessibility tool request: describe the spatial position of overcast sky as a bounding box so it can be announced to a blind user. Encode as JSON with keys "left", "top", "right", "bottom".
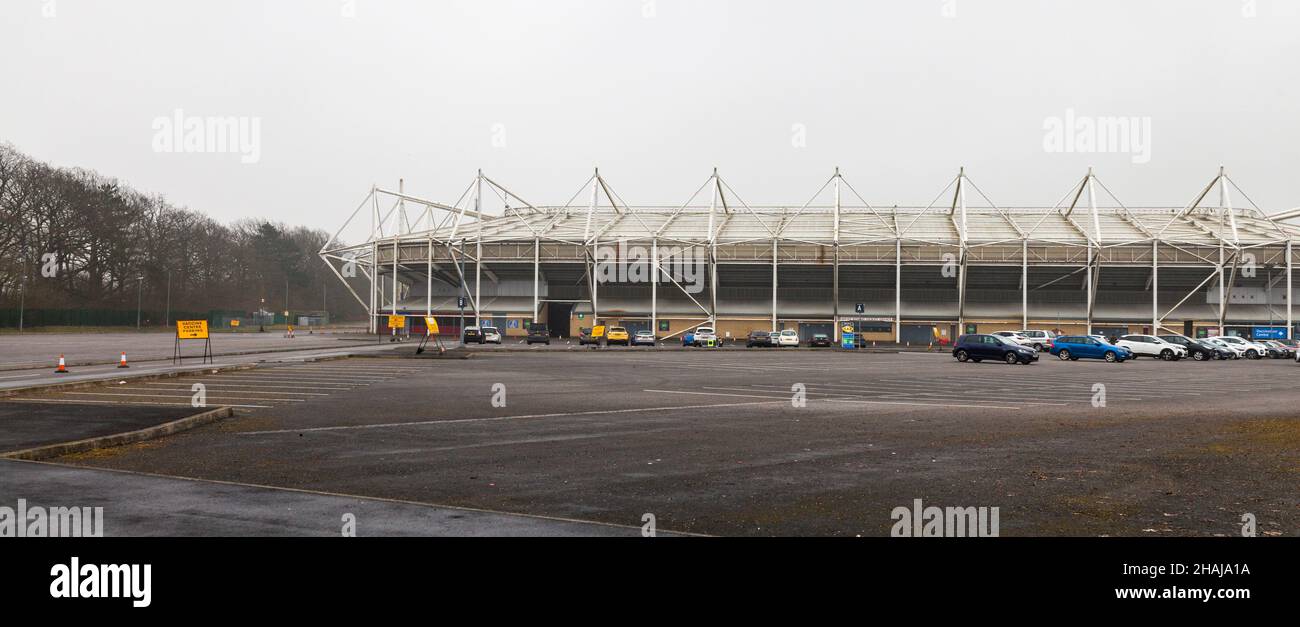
{"left": 2, "top": 0, "right": 1298, "bottom": 231}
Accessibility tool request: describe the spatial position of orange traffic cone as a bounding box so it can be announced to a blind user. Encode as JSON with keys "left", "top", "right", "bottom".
{"left": 118, "top": 352, "right": 130, "bottom": 368}
{"left": 54, "top": 355, "right": 68, "bottom": 374}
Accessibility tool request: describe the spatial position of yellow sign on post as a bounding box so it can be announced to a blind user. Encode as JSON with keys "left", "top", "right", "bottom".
{"left": 387, "top": 315, "right": 406, "bottom": 329}
{"left": 424, "top": 316, "right": 439, "bottom": 334}
{"left": 230, "top": 319, "right": 240, "bottom": 328}
{"left": 592, "top": 325, "right": 606, "bottom": 338}
{"left": 174, "top": 320, "right": 213, "bottom": 364}
{"left": 176, "top": 320, "right": 209, "bottom": 339}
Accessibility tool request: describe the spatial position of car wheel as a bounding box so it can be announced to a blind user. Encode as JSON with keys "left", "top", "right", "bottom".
{"left": 1004, "top": 352, "right": 1018, "bottom": 365}
{"left": 1246, "top": 349, "right": 1258, "bottom": 359}
{"left": 956, "top": 350, "right": 969, "bottom": 362}
{"left": 1033, "top": 343, "right": 1044, "bottom": 351}
{"left": 1192, "top": 351, "right": 1205, "bottom": 361}
{"left": 1160, "top": 349, "right": 1173, "bottom": 361}
{"left": 1057, "top": 349, "right": 1071, "bottom": 361}
{"left": 1104, "top": 351, "right": 1117, "bottom": 362}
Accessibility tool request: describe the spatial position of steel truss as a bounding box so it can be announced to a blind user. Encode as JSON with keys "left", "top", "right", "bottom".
{"left": 321, "top": 167, "right": 1300, "bottom": 339}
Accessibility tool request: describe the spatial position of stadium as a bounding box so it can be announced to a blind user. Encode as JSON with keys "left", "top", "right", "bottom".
{"left": 319, "top": 167, "right": 1300, "bottom": 345}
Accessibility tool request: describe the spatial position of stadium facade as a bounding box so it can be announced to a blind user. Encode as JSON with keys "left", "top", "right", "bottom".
{"left": 320, "top": 167, "right": 1300, "bottom": 344}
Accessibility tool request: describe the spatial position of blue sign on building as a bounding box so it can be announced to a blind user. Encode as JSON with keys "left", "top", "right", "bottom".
{"left": 1252, "top": 327, "right": 1287, "bottom": 340}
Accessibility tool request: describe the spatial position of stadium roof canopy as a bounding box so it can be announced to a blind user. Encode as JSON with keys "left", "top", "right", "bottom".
{"left": 321, "top": 167, "right": 1300, "bottom": 335}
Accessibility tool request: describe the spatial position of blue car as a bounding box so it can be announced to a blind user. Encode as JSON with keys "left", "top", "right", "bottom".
{"left": 952, "top": 334, "right": 1038, "bottom": 365}
{"left": 1049, "top": 335, "right": 1132, "bottom": 363}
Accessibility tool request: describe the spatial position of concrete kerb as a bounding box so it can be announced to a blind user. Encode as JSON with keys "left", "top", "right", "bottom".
{"left": 0, "top": 406, "right": 234, "bottom": 461}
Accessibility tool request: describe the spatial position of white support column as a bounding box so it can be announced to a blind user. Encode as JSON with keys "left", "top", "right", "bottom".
{"left": 370, "top": 241, "right": 377, "bottom": 334}
{"left": 590, "top": 240, "right": 599, "bottom": 323}
{"left": 1085, "top": 248, "right": 1094, "bottom": 336}
{"left": 474, "top": 172, "right": 482, "bottom": 326}
{"left": 1288, "top": 240, "right": 1294, "bottom": 339}
{"left": 651, "top": 239, "right": 658, "bottom": 337}
{"left": 710, "top": 245, "right": 718, "bottom": 326}
{"left": 391, "top": 238, "right": 398, "bottom": 317}
{"left": 895, "top": 238, "right": 902, "bottom": 343}
{"left": 708, "top": 170, "right": 719, "bottom": 325}
{"left": 771, "top": 239, "right": 778, "bottom": 330}
{"left": 833, "top": 168, "right": 841, "bottom": 341}
{"left": 532, "top": 238, "right": 540, "bottom": 323}
{"left": 1151, "top": 239, "right": 1159, "bottom": 333}
{"left": 425, "top": 237, "right": 432, "bottom": 317}
{"left": 1021, "top": 239, "right": 1028, "bottom": 330}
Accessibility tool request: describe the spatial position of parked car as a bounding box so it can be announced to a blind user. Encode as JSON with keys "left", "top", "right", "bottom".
{"left": 746, "top": 330, "right": 775, "bottom": 347}
{"left": 578, "top": 327, "right": 599, "bottom": 346}
{"left": 776, "top": 329, "right": 800, "bottom": 347}
{"left": 463, "top": 326, "right": 484, "bottom": 344}
{"left": 1049, "top": 335, "right": 1131, "bottom": 362}
{"left": 991, "top": 331, "right": 1034, "bottom": 347}
{"left": 482, "top": 327, "right": 502, "bottom": 344}
{"left": 1208, "top": 336, "right": 1265, "bottom": 359}
{"left": 1259, "top": 340, "right": 1293, "bottom": 359}
{"left": 605, "top": 326, "right": 630, "bottom": 346}
{"left": 526, "top": 323, "right": 550, "bottom": 345}
{"left": 952, "top": 334, "right": 1038, "bottom": 365}
{"left": 1158, "top": 334, "right": 1225, "bottom": 361}
{"left": 1016, "top": 329, "right": 1057, "bottom": 351}
{"left": 1114, "top": 334, "right": 1186, "bottom": 361}
{"left": 692, "top": 326, "right": 719, "bottom": 347}
{"left": 631, "top": 330, "right": 656, "bottom": 346}
{"left": 809, "top": 333, "right": 832, "bottom": 347}
{"left": 1203, "top": 337, "right": 1243, "bottom": 359}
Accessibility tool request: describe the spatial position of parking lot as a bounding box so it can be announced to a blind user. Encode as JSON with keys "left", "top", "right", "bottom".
{"left": 3, "top": 349, "right": 1296, "bottom": 536}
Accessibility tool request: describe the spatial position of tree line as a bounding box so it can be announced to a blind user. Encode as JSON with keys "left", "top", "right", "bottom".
{"left": 0, "top": 142, "right": 363, "bottom": 327}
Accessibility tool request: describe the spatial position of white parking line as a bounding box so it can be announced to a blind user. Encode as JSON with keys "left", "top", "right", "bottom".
{"left": 63, "top": 392, "right": 305, "bottom": 402}
{"left": 142, "top": 382, "right": 355, "bottom": 391}
{"left": 237, "top": 399, "right": 794, "bottom": 435}
{"left": 645, "top": 388, "right": 1021, "bottom": 410}
{"left": 103, "top": 386, "right": 329, "bottom": 397}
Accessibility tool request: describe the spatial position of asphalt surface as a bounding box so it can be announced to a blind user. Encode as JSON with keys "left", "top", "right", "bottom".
{"left": 8, "top": 349, "right": 1299, "bottom": 536}
{"left": 0, "top": 401, "right": 197, "bottom": 453}
{"left": 0, "top": 460, "right": 656, "bottom": 536}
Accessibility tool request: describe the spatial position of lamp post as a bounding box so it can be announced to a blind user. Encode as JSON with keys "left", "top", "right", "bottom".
{"left": 164, "top": 270, "right": 171, "bottom": 327}
{"left": 135, "top": 275, "right": 144, "bottom": 330}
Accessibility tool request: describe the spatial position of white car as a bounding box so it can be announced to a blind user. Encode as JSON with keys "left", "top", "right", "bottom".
{"left": 1209, "top": 335, "right": 1265, "bottom": 359}
{"left": 692, "top": 326, "right": 719, "bottom": 347}
{"left": 776, "top": 329, "right": 800, "bottom": 347}
{"left": 482, "top": 327, "right": 502, "bottom": 344}
{"left": 1015, "top": 329, "right": 1057, "bottom": 351}
{"left": 1114, "top": 334, "right": 1186, "bottom": 361}
{"left": 992, "top": 331, "right": 1035, "bottom": 348}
